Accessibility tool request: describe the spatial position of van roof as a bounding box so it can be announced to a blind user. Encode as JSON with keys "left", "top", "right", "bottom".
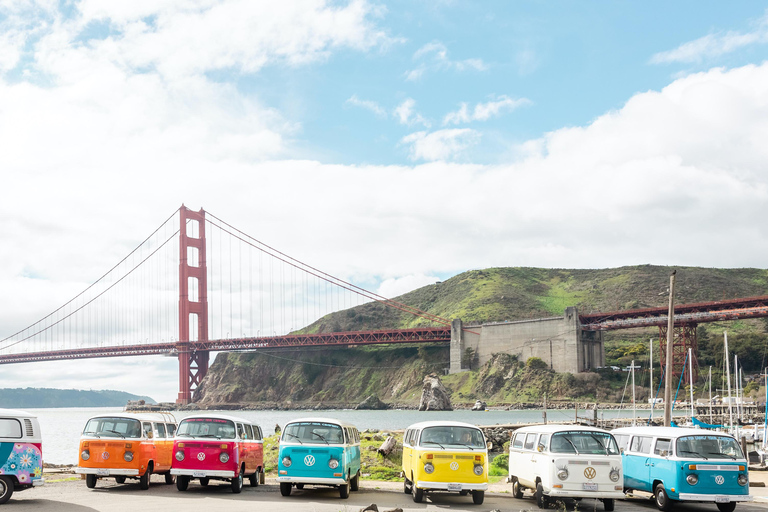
{"left": 612, "top": 426, "right": 735, "bottom": 438}
{"left": 512, "top": 424, "right": 611, "bottom": 434}
{"left": 284, "top": 417, "right": 358, "bottom": 429}
{"left": 404, "top": 421, "right": 483, "bottom": 430}
{"left": 86, "top": 412, "right": 177, "bottom": 423}
{"left": 0, "top": 408, "right": 37, "bottom": 419}
{"left": 180, "top": 413, "right": 260, "bottom": 426}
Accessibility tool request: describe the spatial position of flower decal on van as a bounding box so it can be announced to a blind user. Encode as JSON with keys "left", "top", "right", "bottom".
{"left": 1, "top": 443, "right": 42, "bottom": 482}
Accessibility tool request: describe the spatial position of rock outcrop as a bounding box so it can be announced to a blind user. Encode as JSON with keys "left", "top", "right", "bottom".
{"left": 418, "top": 373, "right": 452, "bottom": 411}
{"left": 471, "top": 399, "right": 487, "bottom": 411}
{"left": 355, "top": 395, "right": 389, "bottom": 410}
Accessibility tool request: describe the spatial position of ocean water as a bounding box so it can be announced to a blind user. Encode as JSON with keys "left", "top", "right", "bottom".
{"left": 27, "top": 406, "right": 662, "bottom": 464}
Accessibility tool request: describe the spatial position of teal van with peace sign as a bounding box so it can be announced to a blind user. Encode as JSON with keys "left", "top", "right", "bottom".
{"left": 276, "top": 417, "right": 361, "bottom": 499}
{"left": 0, "top": 409, "right": 45, "bottom": 505}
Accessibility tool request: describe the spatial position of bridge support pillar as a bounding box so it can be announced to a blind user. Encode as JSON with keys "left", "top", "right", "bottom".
{"left": 177, "top": 206, "right": 209, "bottom": 405}
{"left": 449, "top": 319, "right": 465, "bottom": 373}
{"left": 659, "top": 323, "right": 698, "bottom": 383}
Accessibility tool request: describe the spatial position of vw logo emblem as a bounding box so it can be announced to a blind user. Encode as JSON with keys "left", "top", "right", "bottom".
{"left": 304, "top": 455, "right": 316, "bottom": 466}
{"left": 584, "top": 467, "right": 596, "bottom": 479}
{"left": 197, "top": 452, "right": 206, "bottom": 461}
{"left": 101, "top": 452, "right": 110, "bottom": 460}
{"left": 715, "top": 475, "right": 725, "bottom": 485}
{"left": 450, "top": 461, "right": 459, "bottom": 471}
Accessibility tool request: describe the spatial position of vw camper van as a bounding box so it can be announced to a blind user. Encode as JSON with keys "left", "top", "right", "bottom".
{"left": 75, "top": 412, "right": 177, "bottom": 489}
{"left": 0, "top": 409, "right": 44, "bottom": 505}
{"left": 613, "top": 426, "right": 751, "bottom": 512}
{"left": 171, "top": 414, "right": 264, "bottom": 493}
{"left": 508, "top": 425, "right": 623, "bottom": 510}
{"left": 277, "top": 417, "right": 361, "bottom": 499}
{"left": 402, "top": 421, "right": 489, "bottom": 505}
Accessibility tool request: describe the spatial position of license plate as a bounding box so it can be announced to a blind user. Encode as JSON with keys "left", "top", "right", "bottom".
{"left": 96, "top": 469, "right": 109, "bottom": 476}
{"left": 716, "top": 497, "right": 730, "bottom": 503}
{"left": 193, "top": 471, "right": 207, "bottom": 478}
{"left": 583, "top": 483, "right": 598, "bottom": 491}
{"left": 447, "top": 483, "right": 462, "bottom": 491}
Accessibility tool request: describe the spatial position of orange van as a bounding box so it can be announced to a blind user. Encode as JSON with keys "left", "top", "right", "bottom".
{"left": 74, "top": 412, "right": 177, "bottom": 490}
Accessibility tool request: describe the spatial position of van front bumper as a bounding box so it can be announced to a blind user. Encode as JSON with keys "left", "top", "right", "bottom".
{"left": 277, "top": 476, "right": 346, "bottom": 486}
{"left": 32, "top": 478, "right": 45, "bottom": 487}
{"left": 75, "top": 467, "right": 139, "bottom": 476}
{"left": 171, "top": 469, "right": 235, "bottom": 478}
{"left": 678, "top": 493, "right": 752, "bottom": 502}
{"left": 416, "top": 481, "right": 489, "bottom": 491}
{"left": 548, "top": 489, "right": 625, "bottom": 500}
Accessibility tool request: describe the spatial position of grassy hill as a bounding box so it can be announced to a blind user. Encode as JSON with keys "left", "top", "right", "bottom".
{"left": 0, "top": 388, "right": 156, "bottom": 409}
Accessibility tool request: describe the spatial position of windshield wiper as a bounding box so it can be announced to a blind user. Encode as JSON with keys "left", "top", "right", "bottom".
{"left": 422, "top": 441, "right": 445, "bottom": 449}
{"left": 285, "top": 433, "right": 303, "bottom": 444}
{"left": 198, "top": 434, "right": 221, "bottom": 439}
{"left": 679, "top": 449, "right": 705, "bottom": 459}
{"left": 83, "top": 431, "right": 101, "bottom": 438}
{"left": 563, "top": 437, "right": 580, "bottom": 455}
{"left": 105, "top": 430, "right": 125, "bottom": 439}
{"left": 456, "top": 443, "right": 475, "bottom": 450}
{"left": 707, "top": 451, "right": 735, "bottom": 460}
{"left": 176, "top": 433, "right": 193, "bottom": 437}
{"left": 588, "top": 435, "right": 608, "bottom": 454}
{"left": 312, "top": 432, "right": 329, "bottom": 444}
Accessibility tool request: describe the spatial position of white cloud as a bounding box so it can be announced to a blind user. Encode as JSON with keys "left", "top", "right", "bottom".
{"left": 443, "top": 95, "right": 530, "bottom": 125}
{"left": 377, "top": 274, "right": 442, "bottom": 299}
{"left": 346, "top": 94, "right": 387, "bottom": 118}
{"left": 400, "top": 128, "right": 481, "bottom": 161}
{"left": 405, "top": 40, "right": 487, "bottom": 81}
{"left": 394, "top": 98, "right": 430, "bottom": 128}
{"left": 651, "top": 12, "right": 768, "bottom": 64}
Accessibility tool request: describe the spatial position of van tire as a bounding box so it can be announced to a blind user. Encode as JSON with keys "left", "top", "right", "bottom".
{"left": 115, "top": 476, "right": 126, "bottom": 484}
{"left": 0, "top": 476, "right": 14, "bottom": 504}
{"left": 535, "top": 481, "right": 549, "bottom": 509}
{"left": 412, "top": 483, "right": 424, "bottom": 503}
{"left": 86, "top": 474, "right": 97, "bottom": 489}
{"left": 139, "top": 465, "right": 151, "bottom": 490}
{"left": 165, "top": 473, "right": 174, "bottom": 485}
{"left": 350, "top": 471, "right": 360, "bottom": 491}
{"left": 603, "top": 498, "right": 615, "bottom": 511}
{"left": 176, "top": 475, "right": 189, "bottom": 491}
{"left": 716, "top": 504, "right": 737, "bottom": 512}
{"left": 250, "top": 469, "right": 259, "bottom": 487}
{"left": 339, "top": 482, "right": 349, "bottom": 499}
{"left": 512, "top": 478, "right": 524, "bottom": 499}
{"left": 472, "top": 490, "right": 485, "bottom": 504}
{"left": 403, "top": 477, "right": 412, "bottom": 494}
{"left": 654, "top": 483, "right": 673, "bottom": 511}
{"left": 280, "top": 482, "right": 292, "bottom": 496}
{"left": 231, "top": 470, "right": 243, "bottom": 493}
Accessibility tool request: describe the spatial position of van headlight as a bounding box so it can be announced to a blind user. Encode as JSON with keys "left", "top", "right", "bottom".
{"left": 329, "top": 459, "right": 339, "bottom": 469}
{"left": 219, "top": 452, "right": 230, "bottom": 463}
{"left": 738, "top": 474, "right": 748, "bottom": 486}
{"left": 282, "top": 456, "right": 292, "bottom": 468}
{"left": 81, "top": 450, "right": 90, "bottom": 461}
{"left": 557, "top": 468, "right": 569, "bottom": 481}
{"left": 424, "top": 463, "right": 435, "bottom": 474}
{"left": 686, "top": 474, "right": 698, "bottom": 485}
{"left": 175, "top": 450, "right": 185, "bottom": 461}
{"left": 124, "top": 452, "right": 134, "bottom": 462}
{"left": 473, "top": 464, "right": 484, "bottom": 476}
{"left": 610, "top": 469, "right": 620, "bottom": 482}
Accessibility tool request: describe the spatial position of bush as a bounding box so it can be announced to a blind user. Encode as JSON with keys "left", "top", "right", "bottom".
{"left": 526, "top": 357, "right": 549, "bottom": 370}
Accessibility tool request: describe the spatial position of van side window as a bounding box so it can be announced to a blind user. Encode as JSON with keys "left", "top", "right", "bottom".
{"left": 538, "top": 434, "right": 550, "bottom": 451}
{"left": 154, "top": 423, "right": 166, "bottom": 438}
{"left": 654, "top": 438, "right": 672, "bottom": 456}
{"left": 630, "top": 436, "right": 653, "bottom": 454}
{"left": 0, "top": 418, "right": 22, "bottom": 438}
{"left": 524, "top": 433, "right": 537, "bottom": 450}
{"left": 406, "top": 430, "right": 413, "bottom": 446}
{"left": 245, "top": 424, "right": 254, "bottom": 440}
{"left": 256, "top": 426, "right": 263, "bottom": 440}
{"left": 143, "top": 423, "right": 153, "bottom": 437}
{"left": 614, "top": 434, "right": 629, "bottom": 451}
{"left": 167, "top": 424, "right": 177, "bottom": 437}
{"left": 512, "top": 433, "right": 524, "bottom": 449}
{"left": 237, "top": 423, "right": 245, "bottom": 439}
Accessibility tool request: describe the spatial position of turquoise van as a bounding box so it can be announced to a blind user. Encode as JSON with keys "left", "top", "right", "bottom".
{"left": 0, "top": 409, "right": 45, "bottom": 505}
{"left": 277, "top": 418, "right": 361, "bottom": 499}
{"left": 613, "top": 426, "right": 751, "bottom": 512}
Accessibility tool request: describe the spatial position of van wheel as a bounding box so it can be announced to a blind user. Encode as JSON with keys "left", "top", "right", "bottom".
{"left": 350, "top": 471, "right": 360, "bottom": 491}
{"left": 472, "top": 490, "right": 485, "bottom": 504}
{"left": 603, "top": 498, "right": 615, "bottom": 511}
{"left": 535, "top": 481, "right": 549, "bottom": 509}
{"left": 412, "top": 483, "right": 424, "bottom": 503}
{"left": 654, "top": 483, "right": 673, "bottom": 511}
{"left": 0, "top": 476, "right": 14, "bottom": 505}
{"left": 716, "top": 503, "right": 737, "bottom": 512}
{"left": 339, "top": 482, "right": 349, "bottom": 499}
{"left": 280, "top": 482, "right": 292, "bottom": 496}
{"left": 165, "top": 473, "right": 174, "bottom": 485}
{"left": 139, "top": 466, "right": 151, "bottom": 490}
{"left": 86, "top": 474, "right": 97, "bottom": 489}
{"left": 176, "top": 475, "right": 189, "bottom": 491}
{"left": 512, "top": 478, "right": 524, "bottom": 499}
{"left": 403, "top": 477, "right": 412, "bottom": 494}
{"left": 249, "top": 470, "right": 259, "bottom": 487}
{"left": 231, "top": 471, "right": 243, "bottom": 494}
{"left": 114, "top": 476, "right": 126, "bottom": 484}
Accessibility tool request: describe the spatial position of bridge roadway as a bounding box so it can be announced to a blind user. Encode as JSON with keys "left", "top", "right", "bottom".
{"left": 0, "top": 327, "right": 452, "bottom": 364}
{"left": 16, "top": 473, "right": 768, "bottom": 512}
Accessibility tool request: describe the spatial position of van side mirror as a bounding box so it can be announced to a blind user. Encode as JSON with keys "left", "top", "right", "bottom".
{"left": 486, "top": 442, "right": 493, "bottom": 450}
{"left": 620, "top": 448, "right": 624, "bottom": 454}
{"left": 537, "top": 445, "right": 544, "bottom": 452}
{"left": 147, "top": 431, "right": 154, "bottom": 439}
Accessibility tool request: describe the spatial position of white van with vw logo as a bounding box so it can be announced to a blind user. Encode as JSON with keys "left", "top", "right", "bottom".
{"left": 509, "top": 424, "right": 624, "bottom": 510}
{"left": 276, "top": 418, "right": 361, "bottom": 499}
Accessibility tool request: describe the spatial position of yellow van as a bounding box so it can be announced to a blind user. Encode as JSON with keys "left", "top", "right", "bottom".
{"left": 402, "top": 421, "right": 489, "bottom": 505}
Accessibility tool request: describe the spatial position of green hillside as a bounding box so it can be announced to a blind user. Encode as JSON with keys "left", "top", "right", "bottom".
{"left": 0, "top": 388, "right": 156, "bottom": 409}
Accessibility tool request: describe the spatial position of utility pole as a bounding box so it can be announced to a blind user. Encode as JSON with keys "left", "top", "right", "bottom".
{"left": 663, "top": 271, "right": 676, "bottom": 427}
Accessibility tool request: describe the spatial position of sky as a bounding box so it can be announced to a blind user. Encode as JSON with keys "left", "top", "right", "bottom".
{"left": 2, "top": 1, "right": 768, "bottom": 402}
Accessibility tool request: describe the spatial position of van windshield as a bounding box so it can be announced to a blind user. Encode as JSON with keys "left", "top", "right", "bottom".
{"left": 282, "top": 422, "right": 344, "bottom": 444}
{"left": 83, "top": 417, "right": 142, "bottom": 439}
{"left": 677, "top": 435, "right": 744, "bottom": 460}
{"left": 419, "top": 426, "right": 485, "bottom": 449}
{"left": 550, "top": 431, "right": 619, "bottom": 455}
{"left": 177, "top": 418, "right": 236, "bottom": 439}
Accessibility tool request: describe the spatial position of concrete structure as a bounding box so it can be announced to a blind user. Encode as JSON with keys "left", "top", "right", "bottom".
{"left": 450, "top": 308, "right": 603, "bottom": 374}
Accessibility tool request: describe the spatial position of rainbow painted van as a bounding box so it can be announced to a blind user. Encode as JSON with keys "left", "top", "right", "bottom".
{"left": 0, "top": 409, "right": 45, "bottom": 505}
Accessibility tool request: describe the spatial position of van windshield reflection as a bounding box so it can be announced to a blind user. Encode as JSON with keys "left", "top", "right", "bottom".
{"left": 550, "top": 431, "right": 619, "bottom": 455}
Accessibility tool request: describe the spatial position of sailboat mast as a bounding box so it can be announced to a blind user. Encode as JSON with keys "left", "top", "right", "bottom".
{"left": 709, "top": 366, "right": 713, "bottom": 422}
{"left": 725, "top": 331, "right": 733, "bottom": 428}
{"left": 632, "top": 359, "right": 636, "bottom": 426}
{"left": 689, "top": 347, "right": 695, "bottom": 419}
{"left": 650, "top": 338, "right": 654, "bottom": 422}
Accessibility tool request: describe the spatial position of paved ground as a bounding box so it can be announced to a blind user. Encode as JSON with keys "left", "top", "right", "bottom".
{"left": 7, "top": 471, "right": 768, "bottom": 512}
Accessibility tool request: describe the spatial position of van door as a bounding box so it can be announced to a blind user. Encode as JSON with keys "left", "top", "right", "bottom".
{"left": 626, "top": 435, "right": 654, "bottom": 492}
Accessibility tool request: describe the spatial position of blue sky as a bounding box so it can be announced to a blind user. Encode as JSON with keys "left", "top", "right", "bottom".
{"left": 2, "top": 1, "right": 768, "bottom": 400}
